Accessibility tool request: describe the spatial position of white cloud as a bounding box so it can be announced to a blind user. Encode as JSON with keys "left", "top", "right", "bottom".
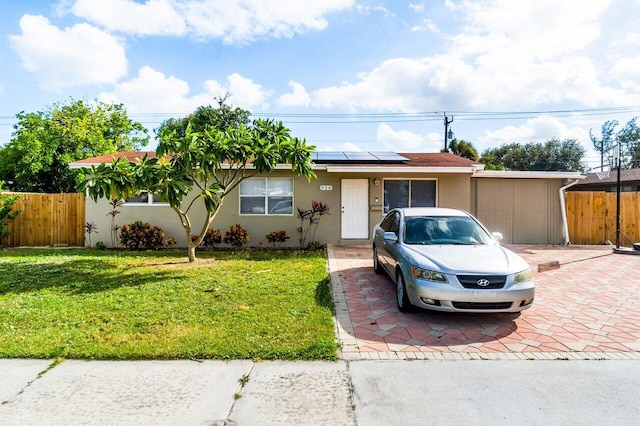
{"left": 99, "top": 66, "right": 272, "bottom": 113}
{"left": 452, "top": 0, "right": 612, "bottom": 60}
{"left": 411, "top": 18, "right": 439, "bottom": 33}
{"left": 409, "top": 3, "right": 425, "bottom": 13}
{"left": 376, "top": 123, "right": 442, "bottom": 152}
{"left": 9, "top": 15, "right": 127, "bottom": 91}
{"left": 277, "top": 81, "right": 311, "bottom": 107}
{"left": 311, "top": 56, "right": 475, "bottom": 111}
{"left": 481, "top": 116, "right": 588, "bottom": 144}
{"left": 71, "top": 0, "right": 186, "bottom": 36}
{"left": 611, "top": 56, "right": 640, "bottom": 90}
{"left": 68, "top": 0, "right": 355, "bottom": 43}
{"left": 340, "top": 142, "right": 362, "bottom": 151}
{"left": 308, "top": 0, "right": 639, "bottom": 112}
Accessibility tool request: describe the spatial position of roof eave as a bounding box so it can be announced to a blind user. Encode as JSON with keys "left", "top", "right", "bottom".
{"left": 472, "top": 170, "right": 586, "bottom": 179}
{"left": 325, "top": 165, "right": 482, "bottom": 173}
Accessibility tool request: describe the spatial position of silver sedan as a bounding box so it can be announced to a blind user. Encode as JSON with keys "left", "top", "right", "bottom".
{"left": 373, "top": 208, "right": 535, "bottom": 313}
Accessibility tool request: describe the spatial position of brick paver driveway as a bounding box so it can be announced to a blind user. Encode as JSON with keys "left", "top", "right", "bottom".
{"left": 327, "top": 245, "right": 640, "bottom": 360}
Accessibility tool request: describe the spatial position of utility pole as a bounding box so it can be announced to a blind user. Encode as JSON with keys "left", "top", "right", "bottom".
{"left": 444, "top": 114, "right": 453, "bottom": 152}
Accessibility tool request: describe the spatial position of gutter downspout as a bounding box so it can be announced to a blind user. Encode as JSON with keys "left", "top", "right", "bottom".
{"left": 559, "top": 179, "right": 581, "bottom": 245}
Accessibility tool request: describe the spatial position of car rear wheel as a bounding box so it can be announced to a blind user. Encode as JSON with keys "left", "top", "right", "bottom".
{"left": 396, "top": 272, "right": 412, "bottom": 313}
{"left": 373, "top": 246, "right": 384, "bottom": 274}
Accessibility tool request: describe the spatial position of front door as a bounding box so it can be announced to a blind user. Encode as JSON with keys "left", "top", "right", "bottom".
{"left": 341, "top": 179, "right": 369, "bottom": 239}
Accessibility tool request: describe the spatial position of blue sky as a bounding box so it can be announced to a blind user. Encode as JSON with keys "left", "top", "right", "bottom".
{"left": 2, "top": 0, "right": 640, "bottom": 170}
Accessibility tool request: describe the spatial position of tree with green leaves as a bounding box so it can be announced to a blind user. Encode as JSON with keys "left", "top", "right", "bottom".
{"left": 0, "top": 99, "right": 148, "bottom": 193}
{"left": 590, "top": 120, "right": 618, "bottom": 171}
{"left": 480, "top": 139, "right": 585, "bottom": 172}
{"left": 617, "top": 118, "right": 640, "bottom": 168}
{"left": 80, "top": 101, "right": 316, "bottom": 262}
{"left": 448, "top": 139, "right": 480, "bottom": 162}
{"left": 589, "top": 118, "right": 640, "bottom": 169}
{"left": 0, "top": 181, "right": 21, "bottom": 246}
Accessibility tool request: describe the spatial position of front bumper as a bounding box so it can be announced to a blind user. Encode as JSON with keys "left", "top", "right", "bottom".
{"left": 406, "top": 277, "right": 535, "bottom": 313}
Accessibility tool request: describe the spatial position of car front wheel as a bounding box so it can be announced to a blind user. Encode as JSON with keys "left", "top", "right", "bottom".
{"left": 396, "top": 272, "right": 412, "bottom": 313}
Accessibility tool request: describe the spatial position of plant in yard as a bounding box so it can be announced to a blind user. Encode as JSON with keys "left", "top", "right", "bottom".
{"left": 266, "top": 230, "right": 290, "bottom": 248}
{"left": 192, "top": 228, "right": 222, "bottom": 249}
{"left": 95, "top": 241, "right": 107, "bottom": 250}
{"left": 297, "top": 201, "right": 330, "bottom": 249}
{"left": 0, "top": 181, "right": 21, "bottom": 246}
{"left": 224, "top": 224, "right": 250, "bottom": 249}
{"left": 119, "top": 221, "right": 165, "bottom": 250}
{"left": 165, "top": 236, "right": 177, "bottom": 246}
{"left": 202, "top": 228, "right": 222, "bottom": 248}
{"left": 79, "top": 98, "right": 316, "bottom": 262}
{"left": 107, "top": 199, "right": 124, "bottom": 248}
{"left": 84, "top": 221, "right": 98, "bottom": 247}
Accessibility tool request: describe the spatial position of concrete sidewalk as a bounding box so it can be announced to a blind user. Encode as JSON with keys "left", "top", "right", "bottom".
{"left": 3, "top": 358, "right": 640, "bottom": 425}
{"left": 0, "top": 359, "right": 354, "bottom": 425}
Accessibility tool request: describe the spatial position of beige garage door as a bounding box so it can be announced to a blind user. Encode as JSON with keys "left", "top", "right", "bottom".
{"left": 475, "top": 179, "right": 563, "bottom": 244}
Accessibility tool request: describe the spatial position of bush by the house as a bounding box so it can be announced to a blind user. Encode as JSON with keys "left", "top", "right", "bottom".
{"left": 266, "top": 230, "right": 290, "bottom": 248}
{"left": 165, "top": 236, "right": 177, "bottom": 246}
{"left": 202, "top": 228, "right": 222, "bottom": 248}
{"left": 119, "top": 221, "right": 165, "bottom": 250}
{"left": 191, "top": 228, "right": 223, "bottom": 249}
{"left": 224, "top": 224, "right": 250, "bottom": 249}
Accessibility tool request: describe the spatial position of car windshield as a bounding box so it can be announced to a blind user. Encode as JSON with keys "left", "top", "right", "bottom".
{"left": 403, "top": 216, "right": 493, "bottom": 245}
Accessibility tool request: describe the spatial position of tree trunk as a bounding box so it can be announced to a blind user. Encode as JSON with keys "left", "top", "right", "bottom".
{"left": 187, "top": 242, "right": 197, "bottom": 262}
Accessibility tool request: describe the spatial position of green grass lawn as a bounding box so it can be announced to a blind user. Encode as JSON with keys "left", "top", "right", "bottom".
{"left": 0, "top": 248, "right": 337, "bottom": 360}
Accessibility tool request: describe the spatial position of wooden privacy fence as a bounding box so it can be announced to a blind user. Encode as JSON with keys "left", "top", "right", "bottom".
{"left": 566, "top": 191, "right": 640, "bottom": 245}
{"left": 1, "top": 193, "right": 85, "bottom": 247}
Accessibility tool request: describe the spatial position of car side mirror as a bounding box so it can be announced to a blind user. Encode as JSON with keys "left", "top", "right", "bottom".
{"left": 492, "top": 232, "right": 504, "bottom": 242}
{"left": 383, "top": 231, "right": 398, "bottom": 242}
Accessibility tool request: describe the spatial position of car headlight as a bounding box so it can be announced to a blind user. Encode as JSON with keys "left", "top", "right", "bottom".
{"left": 514, "top": 268, "right": 532, "bottom": 284}
{"left": 412, "top": 266, "right": 448, "bottom": 283}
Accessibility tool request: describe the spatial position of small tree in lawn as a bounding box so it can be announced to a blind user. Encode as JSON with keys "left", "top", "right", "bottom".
{"left": 107, "top": 198, "right": 123, "bottom": 247}
{"left": 79, "top": 99, "right": 316, "bottom": 262}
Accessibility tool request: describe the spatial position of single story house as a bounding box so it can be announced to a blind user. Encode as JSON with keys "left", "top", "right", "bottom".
{"left": 568, "top": 168, "right": 640, "bottom": 192}
{"left": 70, "top": 151, "right": 584, "bottom": 248}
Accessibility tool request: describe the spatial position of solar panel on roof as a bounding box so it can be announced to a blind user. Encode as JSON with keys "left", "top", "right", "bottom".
{"left": 316, "top": 152, "right": 348, "bottom": 161}
{"left": 313, "top": 151, "right": 408, "bottom": 163}
{"left": 345, "top": 152, "right": 376, "bottom": 160}
{"left": 370, "top": 152, "right": 409, "bottom": 161}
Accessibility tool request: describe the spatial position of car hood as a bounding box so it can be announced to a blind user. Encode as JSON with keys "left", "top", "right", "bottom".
{"left": 404, "top": 244, "right": 528, "bottom": 274}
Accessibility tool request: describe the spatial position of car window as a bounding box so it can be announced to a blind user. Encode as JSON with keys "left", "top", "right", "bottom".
{"left": 390, "top": 213, "right": 400, "bottom": 234}
{"left": 380, "top": 212, "right": 396, "bottom": 232}
{"left": 403, "top": 216, "right": 492, "bottom": 245}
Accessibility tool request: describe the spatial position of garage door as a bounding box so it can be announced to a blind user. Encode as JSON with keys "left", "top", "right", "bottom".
{"left": 475, "top": 179, "right": 563, "bottom": 244}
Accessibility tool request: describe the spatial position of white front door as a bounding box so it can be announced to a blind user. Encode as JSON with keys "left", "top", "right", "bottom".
{"left": 341, "top": 179, "right": 369, "bottom": 239}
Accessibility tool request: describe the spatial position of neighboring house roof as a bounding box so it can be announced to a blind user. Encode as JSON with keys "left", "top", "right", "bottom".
{"left": 570, "top": 168, "right": 640, "bottom": 191}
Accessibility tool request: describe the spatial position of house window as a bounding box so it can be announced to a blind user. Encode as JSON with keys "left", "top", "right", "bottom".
{"left": 124, "top": 191, "right": 168, "bottom": 206}
{"left": 383, "top": 179, "right": 436, "bottom": 213}
{"left": 240, "top": 178, "right": 294, "bottom": 215}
